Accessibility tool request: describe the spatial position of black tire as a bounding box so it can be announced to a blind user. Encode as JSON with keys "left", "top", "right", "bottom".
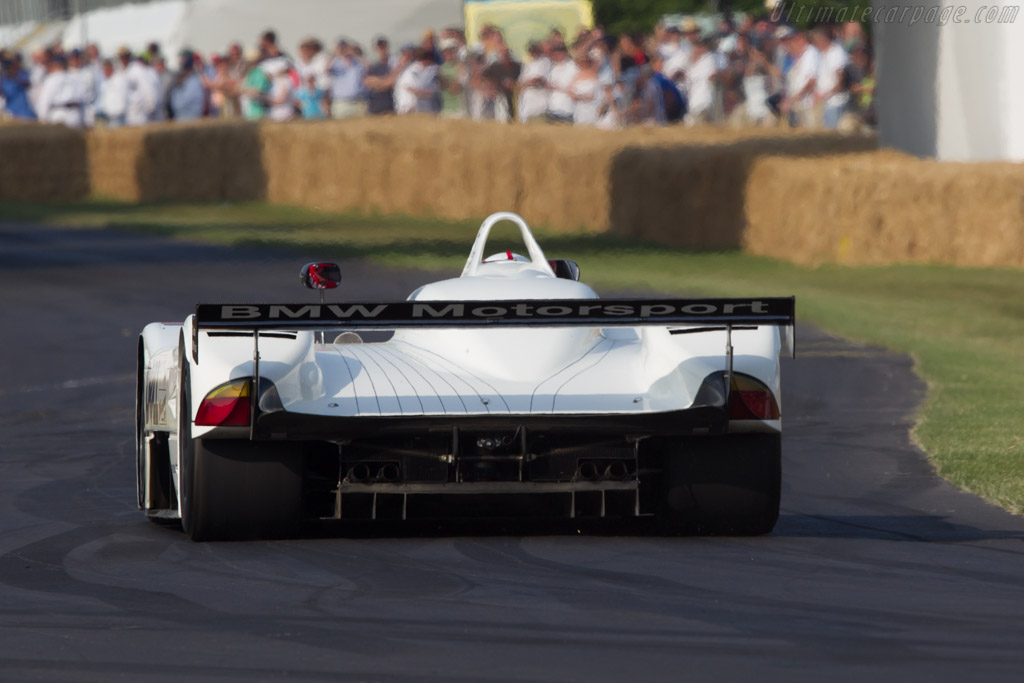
{"left": 136, "top": 338, "right": 147, "bottom": 511}
{"left": 178, "top": 347, "right": 304, "bottom": 541}
{"left": 662, "top": 433, "right": 781, "bottom": 536}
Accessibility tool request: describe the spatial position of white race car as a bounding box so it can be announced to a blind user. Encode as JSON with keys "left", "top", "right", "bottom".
{"left": 137, "top": 212, "right": 795, "bottom": 541}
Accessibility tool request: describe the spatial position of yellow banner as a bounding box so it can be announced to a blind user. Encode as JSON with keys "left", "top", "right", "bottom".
{"left": 464, "top": 1, "right": 594, "bottom": 59}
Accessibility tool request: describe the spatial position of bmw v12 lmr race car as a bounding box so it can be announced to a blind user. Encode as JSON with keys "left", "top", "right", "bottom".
{"left": 137, "top": 212, "right": 795, "bottom": 541}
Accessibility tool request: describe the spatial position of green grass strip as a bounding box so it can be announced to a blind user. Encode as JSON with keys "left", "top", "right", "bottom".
{"left": 4, "top": 200, "right": 1022, "bottom": 514}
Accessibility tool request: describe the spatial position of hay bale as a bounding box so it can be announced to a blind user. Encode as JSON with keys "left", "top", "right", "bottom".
{"left": 0, "top": 124, "right": 89, "bottom": 201}
{"left": 85, "top": 126, "right": 147, "bottom": 200}
{"left": 133, "top": 120, "right": 265, "bottom": 202}
{"left": 606, "top": 131, "right": 878, "bottom": 249}
{"left": 744, "top": 152, "right": 1024, "bottom": 267}
{"left": 254, "top": 118, "right": 875, "bottom": 237}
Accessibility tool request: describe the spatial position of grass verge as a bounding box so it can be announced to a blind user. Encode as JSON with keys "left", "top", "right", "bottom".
{"left": 3, "top": 199, "right": 1022, "bottom": 514}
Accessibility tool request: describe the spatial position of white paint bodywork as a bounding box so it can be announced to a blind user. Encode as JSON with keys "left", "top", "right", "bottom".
{"left": 138, "top": 213, "right": 784, "bottom": 514}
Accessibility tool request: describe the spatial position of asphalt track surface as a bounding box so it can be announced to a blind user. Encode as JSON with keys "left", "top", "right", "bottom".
{"left": 2, "top": 222, "right": 1024, "bottom": 683}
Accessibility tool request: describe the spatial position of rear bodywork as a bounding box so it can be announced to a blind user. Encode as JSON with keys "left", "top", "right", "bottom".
{"left": 137, "top": 212, "right": 794, "bottom": 528}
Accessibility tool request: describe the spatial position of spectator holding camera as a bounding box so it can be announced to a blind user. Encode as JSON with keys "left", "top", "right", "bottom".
{"left": 329, "top": 39, "right": 366, "bottom": 119}
{"left": 545, "top": 43, "right": 577, "bottom": 123}
{"left": 517, "top": 41, "right": 550, "bottom": 122}
{"left": 168, "top": 50, "right": 204, "bottom": 121}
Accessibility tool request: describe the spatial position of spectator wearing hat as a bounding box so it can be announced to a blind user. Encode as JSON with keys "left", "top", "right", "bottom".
{"left": 438, "top": 38, "right": 464, "bottom": 117}
{"left": 97, "top": 58, "right": 128, "bottom": 126}
{"left": 328, "top": 40, "right": 366, "bottom": 119}
{"left": 545, "top": 43, "right": 577, "bottom": 123}
{"left": 1, "top": 52, "right": 36, "bottom": 120}
{"left": 36, "top": 52, "right": 86, "bottom": 128}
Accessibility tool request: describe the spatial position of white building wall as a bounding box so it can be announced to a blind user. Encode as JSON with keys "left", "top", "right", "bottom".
{"left": 876, "top": 0, "right": 1024, "bottom": 161}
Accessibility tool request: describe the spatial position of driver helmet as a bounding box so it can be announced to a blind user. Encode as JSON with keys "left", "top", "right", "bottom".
{"left": 483, "top": 251, "right": 529, "bottom": 263}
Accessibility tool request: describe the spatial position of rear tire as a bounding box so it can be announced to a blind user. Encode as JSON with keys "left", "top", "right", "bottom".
{"left": 178, "top": 348, "right": 303, "bottom": 541}
{"left": 136, "top": 338, "right": 147, "bottom": 510}
{"left": 661, "top": 433, "right": 781, "bottom": 536}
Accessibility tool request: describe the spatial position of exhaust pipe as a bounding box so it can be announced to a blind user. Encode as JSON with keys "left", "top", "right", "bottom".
{"left": 577, "top": 461, "right": 599, "bottom": 481}
{"left": 604, "top": 460, "right": 629, "bottom": 480}
{"left": 348, "top": 463, "right": 373, "bottom": 482}
{"left": 378, "top": 463, "right": 400, "bottom": 482}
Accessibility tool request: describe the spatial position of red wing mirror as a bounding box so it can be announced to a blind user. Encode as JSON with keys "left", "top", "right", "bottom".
{"left": 548, "top": 259, "right": 581, "bottom": 281}
{"left": 300, "top": 262, "right": 342, "bottom": 290}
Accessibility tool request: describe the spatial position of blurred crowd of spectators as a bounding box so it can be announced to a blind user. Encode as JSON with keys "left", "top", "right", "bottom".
{"left": 0, "top": 16, "right": 875, "bottom": 131}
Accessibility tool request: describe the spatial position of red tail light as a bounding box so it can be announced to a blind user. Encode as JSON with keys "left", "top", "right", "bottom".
{"left": 195, "top": 379, "right": 251, "bottom": 426}
{"left": 729, "top": 374, "right": 780, "bottom": 420}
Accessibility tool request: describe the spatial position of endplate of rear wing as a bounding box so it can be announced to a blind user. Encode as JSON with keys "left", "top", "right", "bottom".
{"left": 192, "top": 297, "right": 796, "bottom": 364}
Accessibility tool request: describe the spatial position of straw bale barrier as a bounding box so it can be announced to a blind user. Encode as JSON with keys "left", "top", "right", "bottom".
{"left": 257, "top": 119, "right": 876, "bottom": 236}
{"left": 86, "top": 126, "right": 147, "bottom": 200}
{"left": 16, "top": 118, "right": 1021, "bottom": 268}
{"left": 606, "top": 133, "right": 878, "bottom": 248}
{"left": 744, "top": 152, "right": 1024, "bottom": 268}
{"left": 0, "top": 124, "right": 89, "bottom": 201}
{"left": 259, "top": 118, "right": 526, "bottom": 218}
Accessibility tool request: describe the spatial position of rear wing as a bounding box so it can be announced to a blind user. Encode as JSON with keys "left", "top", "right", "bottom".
{"left": 193, "top": 297, "right": 796, "bottom": 364}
